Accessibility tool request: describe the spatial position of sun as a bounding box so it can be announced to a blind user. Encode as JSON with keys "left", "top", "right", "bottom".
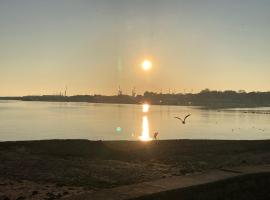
{"left": 142, "top": 60, "right": 152, "bottom": 71}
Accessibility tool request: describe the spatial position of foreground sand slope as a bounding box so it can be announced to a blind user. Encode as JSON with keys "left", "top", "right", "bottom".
{"left": 1, "top": 139, "right": 270, "bottom": 199}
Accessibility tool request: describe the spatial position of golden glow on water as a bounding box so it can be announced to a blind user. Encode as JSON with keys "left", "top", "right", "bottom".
{"left": 142, "top": 103, "right": 149, "bottom": 113}
{"left": 139, "top": 116, "right": 152, "bottom": 141}
{"left": 139, "top": 103, "right": 152, "bottom": 141}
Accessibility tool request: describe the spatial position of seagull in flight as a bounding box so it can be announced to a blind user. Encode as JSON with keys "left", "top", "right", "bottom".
{"left": 175, "top": 114, "right": 191, "bottom": 124}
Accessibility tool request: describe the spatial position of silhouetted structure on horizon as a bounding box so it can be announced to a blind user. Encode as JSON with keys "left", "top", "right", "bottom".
{"left": 1, "top": 89, "right": 270, "bottom": 108}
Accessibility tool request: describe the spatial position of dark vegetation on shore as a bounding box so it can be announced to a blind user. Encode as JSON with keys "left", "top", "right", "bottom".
{"left": 1, "top": 89, "right": 270, "bottom": 108}
{"left": 1, "top": 139, "right": 270, "bottom": 189}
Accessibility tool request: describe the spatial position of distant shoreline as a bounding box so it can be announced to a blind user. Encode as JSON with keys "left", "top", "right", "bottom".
{"left": 1, "top": 90, "right": 270, "bottom": 108}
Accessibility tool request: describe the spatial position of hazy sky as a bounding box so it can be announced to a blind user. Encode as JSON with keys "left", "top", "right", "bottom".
{"left": 0, "top": 0, "right": 270, "bottom": 96}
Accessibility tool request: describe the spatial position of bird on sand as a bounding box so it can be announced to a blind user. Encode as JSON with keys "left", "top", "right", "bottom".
{"left": 175, "top": 114, "right": 191, "bottom": 124}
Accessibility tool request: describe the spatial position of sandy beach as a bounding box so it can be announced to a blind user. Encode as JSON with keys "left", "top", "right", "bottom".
{"left": 0, "top": 139, "right": 270, "bottom": 199}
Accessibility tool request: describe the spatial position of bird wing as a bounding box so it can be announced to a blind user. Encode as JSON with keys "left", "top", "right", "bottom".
{"left": 174, "top": 117, "right": 184, "bottom": 122}
{"left": 184, "top": 114, "right": 191, "bottom": 121}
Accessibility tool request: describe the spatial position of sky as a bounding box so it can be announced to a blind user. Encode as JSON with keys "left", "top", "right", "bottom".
{"left": 0, "top": 0, "right": 270, "bottom": 96}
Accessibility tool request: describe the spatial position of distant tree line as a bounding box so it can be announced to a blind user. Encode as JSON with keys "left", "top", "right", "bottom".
{"left": 143, "top": 89, "right": 270, "bottom": 108}
{"left": 1, "top": 89, "right": 270, "bottom": 108}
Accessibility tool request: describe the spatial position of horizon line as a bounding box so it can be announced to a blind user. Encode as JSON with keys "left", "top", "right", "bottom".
{"left": 1, "top": 89, "right": 270, "bottom": 98}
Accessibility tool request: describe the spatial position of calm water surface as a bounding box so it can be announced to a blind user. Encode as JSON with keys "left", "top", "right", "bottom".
{"left": 0, "top": 100, "right": 269, "bottom": 141}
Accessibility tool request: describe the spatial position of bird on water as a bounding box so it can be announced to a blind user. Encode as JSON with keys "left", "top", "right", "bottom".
{"left": 153, "top": 132, "right": 159, "bottom": 140}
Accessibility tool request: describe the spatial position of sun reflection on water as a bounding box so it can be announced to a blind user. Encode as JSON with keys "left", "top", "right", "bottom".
{"left": 139, "top": 103, "right": 152, "bottom": 141}
{"left": 142, "top": 104, "right": 149, "bottom": 113}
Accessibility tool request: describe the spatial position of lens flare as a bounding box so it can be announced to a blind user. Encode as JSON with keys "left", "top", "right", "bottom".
{"left": 116, "top": 127, "right": 122, "bottom": 133}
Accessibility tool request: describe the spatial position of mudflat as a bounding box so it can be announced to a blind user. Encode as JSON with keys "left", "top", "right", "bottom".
{"left": 1, "top": 139, "right": 270, "bottom": 199}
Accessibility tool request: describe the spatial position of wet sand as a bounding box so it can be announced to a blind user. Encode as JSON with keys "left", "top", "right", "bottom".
{"left": 1, "top": 139, "right": 270, "bottom": 199}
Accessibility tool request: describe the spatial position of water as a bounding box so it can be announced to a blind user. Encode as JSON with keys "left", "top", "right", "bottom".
{"left": 0, "top": 100, "right": 269, "bottom": 141}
